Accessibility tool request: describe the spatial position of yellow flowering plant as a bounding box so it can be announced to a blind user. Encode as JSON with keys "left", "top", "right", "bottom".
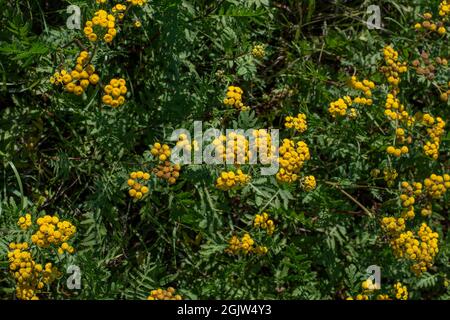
{"left": 2, "top": 0, "right": 450, "bottom": 301}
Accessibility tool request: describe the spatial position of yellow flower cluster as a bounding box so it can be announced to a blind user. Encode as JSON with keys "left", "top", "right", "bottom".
{"left": 127, "top": 0, "right": 147, "bottom": 6}
{"left": 18, "top": 213, "right": 32, "bottom": 230}
{"left": 347, "top": 294, "right": 369, "bottom": 300}
{"left": 389, "top": 175, "right": 448, "bottom": 221}
{"left": 329, "top": 76, "right": 375, "bottom": 118}
{"left": 395, "top": 128, "right": 412, "bottom": 145}
{"left": 223, "top": 86, "right": 249, "bottom": 111}
{"left": 381, "top": 216, "right": 406, "bottom": 234}
{"left": 150, "top": 142, "right": 172, "bottom": 162}
{"left": 253, "top": 212, "right": 275, "bottom": 235}
{"left": 251, "top": 129, "right": 277, "bottom": 164}
{"left": 102, "top": 78, "right": 127, "bottom": 107}
{"left": 276, "top": 139, "right": 310, "bottom": 183}
{"left": 393, "top": 282, "right": 408, "bottom": 300}
{"left": 328, "top": 96, "right": 352, "bottom": 117}
{"left": 399, "top": 181, "right": 422, "bottom": 219}
{"left": 381, "top": 46, "right": 408, "bottom": 87}
{"left": 127, "top": 171, "right": 151, "bottom": 199}
{"left": 112, "top": 3, "right": 126, "bottom": 20}
{"left": 50, "top": 51, "right": 100, "bottom": 96}
{"left": 348, "top": 108, "right": 358, "bottom": 119}
{"left": 421, "top": 203, "right": 432, "bottom": 217}
{"left": 8, "top": 243, "right": 60, "bottom": 300}
{"left": 154, "top": 162, "right": 181, "bottom": 185}
{"left": 176, "top": 134, "right": 199, "bottom": 153}
{"left": 383, "top": 168, "right": 398, "bottom": 187}
{"left": 439, "top": 0, "right": 450, "bottom": 17}
{"left": 424, "top": 173, "right": 450, "bottom": 198}
{"left": 347, "top": 281, "right": 408, "bottom": 300}
{"left": 414, "top": 12, "right": 447, "bottom": 35}
{"left": 84, "top": 10, "right": 117, "bottom": 43}
{"left": 384, "top": 94, "right": 413, "bottom": 125}
{"left": 96, "top": 0, "right": 107, "bottom": 3}
{"left": 352, "top": 96, "right": 372, "bottom": 106}
{"left": 251, "top": 45, "right": 265, "bottom": 59}
{"left": 349, "top": 76, "right": 375, "bottom": 97}
{"left": 421, "top": 114, "right": 446, "bottom": 160}
{"left": 285, "top": 113, "right": 307, "bottom": 133}
{"left": 216, "top": 169, "right": 250, "bottom": 190}
{"left": 390, "top": 223, "right": 439, "bottom": 275}
{"left": 31, "top": 215, "right": 76, "bottom": 254}
{"left": 386, "top": 145, "right": 409, "bottom": 157}
{"left": 147, "top": 287, "right": 182, "bottom": 300}
{"left": 361, "top": 278, "right": 380, "bottom": 291}
{"left": 302, "top": 175, "right": 316, "bottom": 191}
{"left": 225, "top": 233, "right": 268, "bottom": 255}
{"left": 212, "top": 132, "right": 250, "bottom": 164}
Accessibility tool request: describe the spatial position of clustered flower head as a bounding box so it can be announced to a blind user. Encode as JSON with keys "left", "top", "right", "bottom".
{"left": 381, "top": 216, "right": 406, "bottom": 234}
{"left": 31, "top": 215, "right": 76, "bottom": 254}
{"left": 285, "top": 113, "right": 307, "bottom": 133}
{"left": 50, "top": 51, "right": 100, "bottom": 96}
{"left": 8, "top": 242, "right": 61, "bottom": 300}
{"left": 385, "top": 174, "right": 449, "bottom": 222}
{"left": 384, "top": 94, "right": 414, "bottom": 125}
{"left": 348, "top": 108, "right": 358, "bottom": 119}
{"left": 251, "top": 44, "right": 265, "bottom": 59}
{"left": 389, "top": 223, "right": 439, "bottom": 275}
{"left": 424, "top": 173, "right": 449, "bottom": 198}
{"left": 414, "top": 10, "right": 448, "bottom": 35}
{"left": 386, "top": 127, "right": 411, "bottom": 157}
{"left": 346, "top": 281, "right": 408, "bottom": 300}
{"left": 276, "top": 139, "right": 310, "bottom": 183}
{"left": 176, "top": 134, "right": 199, "bottom": 156}
{"left": 349, "top": 76, "right": 375, "bottom": 97}
{"left": 439, "top": 0, "right": 450, "bottom": 17}
{"left": 253, "top": 212, "right": 275, "bottom": 235}
{"left": 393, "top": 282, "right": 408, "bottom": 300}
{"left": 150, "top": 142, "right": 172, "bottom": 162}
{"left": 84, "top": 10, "right": 117, "bottom": 43}
{"left": 225, "top": 233, "right": 268, "bottom": 255}
{"left": 216, "top": 169, "right": 250, "bottom": 191}
{"left": 250, "top": 129, "right": 277, "bottom": 164}
{"left": 112, "top": 3, "right": 127, "bottom": 20}
{"left": 17, "top": 213, "right": 32, "bottom": 230}
{"left": 419, "top": 113, "right": 446, "bottom": 160}
{"left": 214, "top": 132, "right": 250, "bottom": 164}
{"left": 302, "top": 175, "right": 316, "bottom": 191}
{"left": 381, "top": 46, "right": 408, "bottom": 87}
{"left": 147, "top": 287, "right": 182, "bottom": 300}
{"left": 383, "top": 168, "right": 398, "bottom": 187}
{"left": 394, "top": 127, "right": 412, "bottom": 145}
{"left": 127, "top": 0, "right": 147, "bottom": 6}
{"left": 154, "top": 161, "right": 181, "bottom": 185}
{"left": 361, "top": 278, "right": 380, "bottom": 291}
{"left": 223, "top": 86, "right": 249, "bottom": 111}
{"left": 386, "top": 145, "right": 409, "bottom": 158}
{"left": 328, "top": 96, "right": 352, "bottom": 117}
{"left": 102, "top": 78, "right": 127, "bottom": 107}
{"left": 399, "top": 181, "right": 423, "bottom": 219}
{"left": 328, "top": 76, "right": 374, "bottom": 118}
{"left": 127, "top": 171, "right": 151, "bottom": 199}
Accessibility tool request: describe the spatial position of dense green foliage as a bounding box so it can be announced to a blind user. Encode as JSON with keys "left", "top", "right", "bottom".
{"left": 0, "top": 0, "right": 449, "bottom": 300}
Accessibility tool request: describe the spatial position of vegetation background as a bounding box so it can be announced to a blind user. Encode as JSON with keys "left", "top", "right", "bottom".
{"left": 0, "top": 0, "right": 449, "bottom": 300}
